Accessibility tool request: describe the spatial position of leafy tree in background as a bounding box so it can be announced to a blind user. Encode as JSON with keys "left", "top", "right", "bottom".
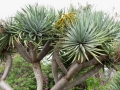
{"left": 0, "top": 4, "right": 120, "bottom": 90}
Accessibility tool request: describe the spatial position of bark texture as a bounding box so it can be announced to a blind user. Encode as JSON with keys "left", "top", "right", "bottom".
{"left": 51, "top": 55, "right": 107, "bottom": 90}
{"left": 51, "top": 78, "right": 69, "bottom": 90}
{"left": 51, "top": 62, "right": 83, "bottom": 90}
{"left": 32, "top": 62, "right": 43, "bottom": 90}
{"left": 64, "top": 64, "right": 103, "bottom": 90}
{"left": 1, "top": 53, "right": 12, "bottom": 80}
{"left": 0, "top": 53, "right": 13, "bottom": 90}
{"left": 52, "top": 56, "right": 58, "bottom": 83}
{"left": 0, "top": 80, "right": 13, "bottom": 90}
{"left": 14, "top": 40, "right": 31, "bottom": 62}
{"left": 36, "top": 40, "right": 52, "bottom": 62}
{"left": 53, "top": 50, "right": 67, "bottom": 74}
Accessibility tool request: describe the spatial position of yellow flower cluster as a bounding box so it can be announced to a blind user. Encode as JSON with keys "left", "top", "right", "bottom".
{"left": 54, "top": 12, "right": 76, "bottom": 33}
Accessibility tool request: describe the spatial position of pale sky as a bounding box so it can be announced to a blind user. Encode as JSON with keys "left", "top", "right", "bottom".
{"left": 0, "top": 0, "right": 120, "bottom": 20}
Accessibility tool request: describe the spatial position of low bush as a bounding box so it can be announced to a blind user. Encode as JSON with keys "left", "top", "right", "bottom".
{"left": 6, "top": 55, "right": 54, "bottom": 90}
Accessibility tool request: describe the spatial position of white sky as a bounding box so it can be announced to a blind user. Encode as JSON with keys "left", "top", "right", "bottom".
{"left": 0, "top": 0, "right": 120, "bottom": 20}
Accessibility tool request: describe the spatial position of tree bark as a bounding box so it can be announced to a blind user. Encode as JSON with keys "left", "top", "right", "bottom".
{"left": 58, "top": 55, "right": 107, "bottom": 79}
{"left": 28, "top": 43, "right": 37, "bottom": 62}
{"left": 1, "top": 53, "right": 12, "bottom": 80}
{"left": 52, "top": 56, "right": 58, "bottom": 83}
{"left": 83, "top": 55, "right": 107, "bottom": 68}
{"left": 32, "top": 62, "right": 43, "bottom": 90}
{"left": 0, "top": 80, "right": 13, "bottom": 90}
{"left": 14, "top": 39, "right": 31, "bottom": 62}
{"left": 51, "top": 78, "right": 69, "bottom": 90}
{"left": 0, "top": 53, "right": 13, "bottom": 90}
{"left": 58, "top": 73, "right": 64, "bottom": 80}
{"left": 35, "top": 40, "right": 52, "bottom": 62}
{"left": 51, "top": 62, "right": 83, "bottom": 90}
{"left": 64, "top": 64, "right": 103, "bottom": 90}
{"left": 51, "top": 55, "right": 107, "bottom": 90}
{"left": 54, "top": 50, "right": 67, "bottom": 74}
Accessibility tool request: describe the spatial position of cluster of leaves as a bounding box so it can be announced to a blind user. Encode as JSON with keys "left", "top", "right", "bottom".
{"left": 13, "top": 4, "right": 56, "bottom": 46}
{"left": 0, "top": 4, "right": 56, "bottom": 56}
{"left": 0, "top": 3, "right": 120, "bottom": 90}
{"left": 85, "top": 77, "right": 99, "bottom": 90}
{"left": 0, "top": 4, "right": 120, "bottom": 64}
{"left": 58, "top": 8, "right": 120, "bottom": 63}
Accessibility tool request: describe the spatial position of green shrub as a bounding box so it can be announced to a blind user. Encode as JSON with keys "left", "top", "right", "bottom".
{"left": 85, "top": 77, "right": 99, "bottom": 90}
{"left": 6, "top": 55, "right": 36, "bottom": 90}
{"left": 5, "top": 55, "right": 54, "bottom": 90}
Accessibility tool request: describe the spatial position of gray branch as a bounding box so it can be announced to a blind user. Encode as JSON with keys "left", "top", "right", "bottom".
{"left": 54, "top": 49, "right": 67, "bottom": 74}
{"left": 0, "top": 80, "right": 13, "bottom": 90}
{"left": 1, "top": 53, "right": 12, "bottom": 80}
{"left": 64, "top": 64, "right": 103, "bottom": 90}
{"left": 14, "top": 40, "right": 31, "bottom": 62}
{"left": 35, "top": 40, "right": 52, "bottom": 62}
{"left": 32, "top": 62, "right": 43, "bottom": 90}
{"left": 52, "top": 56, "right": 59, "bottom": 83}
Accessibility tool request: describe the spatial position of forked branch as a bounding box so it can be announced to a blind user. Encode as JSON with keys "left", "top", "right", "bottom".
{"left": 54, "top": 49, "right": 67, "bottom": 74}
{"left": 28, "top": 43, "right": 37, "bottom": 62}
{"left": 83, "top": 55, "right": 108, "bottom": 68}
{"left": 51, "top": 61, "right": 84, "bottom": 90}
{"left": 14, "top": 40, "right": 31, "bottom": 62}
{"left": 64, "top": 64, "right": 103, "bottom": 90}
{"left": 35, "top": 40, "right": 52, "bottom": 62}
{"left": 51, "top": 55, "right": 107, "bottom": 90}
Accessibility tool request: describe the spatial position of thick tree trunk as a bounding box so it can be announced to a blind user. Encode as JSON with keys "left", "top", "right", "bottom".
{"left": 51, "top": 78, "right": 69, "bottom": 90}
{"left": 32, "top": 62, "right": 43, "bottom": 90}
{"left": 64, "top": 64, "right": 103, "bottom": 90}
{"left": 0, "top": 80, "right": 13, "bottom": 90}
{"left": 51, "top": 55, "right": 107, "bottom": 90}
{"left": 51, "top": 62, "right": 83, "bottom": 90}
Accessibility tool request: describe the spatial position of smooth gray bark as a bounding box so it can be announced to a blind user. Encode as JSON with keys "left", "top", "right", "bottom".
{"left": 36, "top": 40, "right": 52, "bottom": 62}
{"left": 1, "top": 53, "right": 12, "bottom": 80}
{"left": 54, "top": 49, "right": 67, "bottom": 74}
{"left": 14, "top": 40, "right": 31, "bottom": 62}
{"left": 64, "top": 64, "right": 103, "bottom": 90}
{"left": 51, "top": 62, "right": 83, "bottom": 90}
{"left": 51, "top": 55, "right": 107, "bottom": 90}
{"left": 32, "top": 62, "right": 43, "bottom": 90}
{"left": 0, "top": 80, "right": 13, "bottom": 90}
{"left": 52, "top": 56, "right": 58, "bottom": 83}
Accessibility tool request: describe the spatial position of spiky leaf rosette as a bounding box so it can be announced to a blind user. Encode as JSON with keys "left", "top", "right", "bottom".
{"left": 0, "top": 18, "right": 21, "bottom": 60}
{"left": 58, "top": 9, "right": 120, "bottom": 63}
{"left": 13, "top": 4, "right": 56, "bottom": 47}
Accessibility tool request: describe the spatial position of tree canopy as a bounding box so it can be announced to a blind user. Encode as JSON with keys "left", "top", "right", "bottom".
{"left": 0, "top": 4, "right": 120, "bottom": 90}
